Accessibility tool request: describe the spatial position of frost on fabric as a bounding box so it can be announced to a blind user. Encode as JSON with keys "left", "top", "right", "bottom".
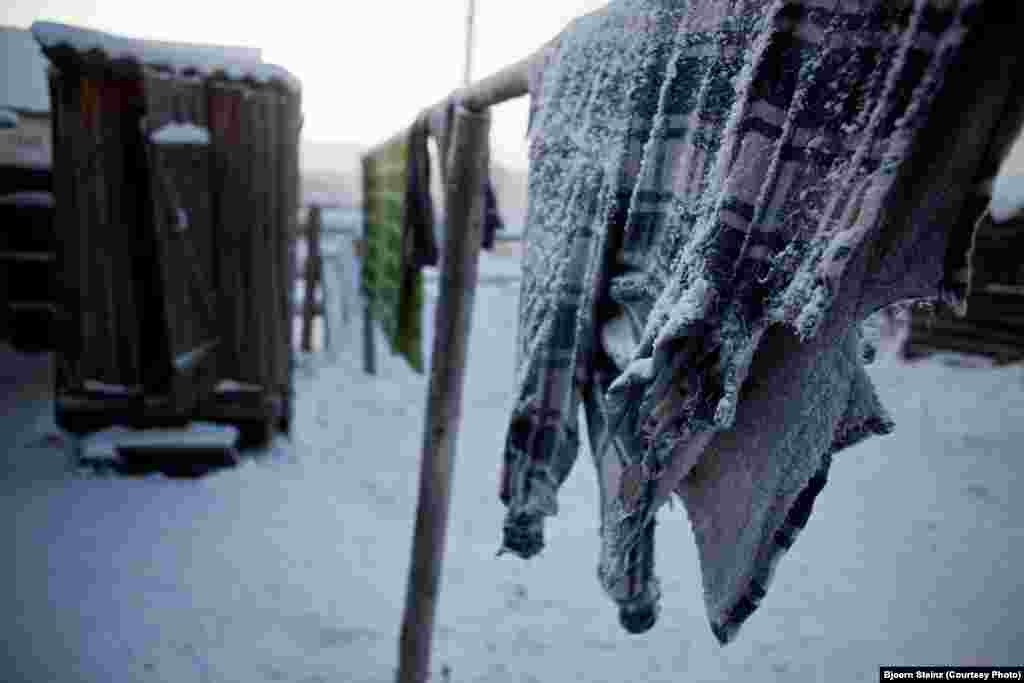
{"left": 506, "top": 0, "right": 1008, "bottom": 645}
{"left": 150, "top": 122, "right": 211, "bottom": 146}
{"left": 31, "top": 21, "right": 300, "bottom": 93}
{"left": 610, "top": 0, "right": 982, "bottom": 474}
{"left": 990, "top": 174, "right": 1024, "bottom": 223}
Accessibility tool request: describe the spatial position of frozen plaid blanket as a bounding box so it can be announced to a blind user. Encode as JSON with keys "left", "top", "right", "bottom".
{"left": 500, "top": 0, "right": 1024, "bottom": 642}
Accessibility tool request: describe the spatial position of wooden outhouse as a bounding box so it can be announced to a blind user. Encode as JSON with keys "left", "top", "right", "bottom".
{"left": 33, "top": 21, "right": 301, "bottom": 445}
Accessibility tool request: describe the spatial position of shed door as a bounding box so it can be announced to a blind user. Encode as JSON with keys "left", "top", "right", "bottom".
{"left": 144, "top": 73, "right": 219, "bottom": 415}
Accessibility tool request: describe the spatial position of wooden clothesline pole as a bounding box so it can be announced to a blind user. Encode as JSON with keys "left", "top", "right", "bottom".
{"left": 394, "top": 103, "right": 490, "bottom": 683}
{"left": 387, "top": 53, "right": 535, "bottom": 683}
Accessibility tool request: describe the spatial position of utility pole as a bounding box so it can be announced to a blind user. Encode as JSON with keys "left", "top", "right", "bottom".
{"left": 463, "top": 0, "right": 476, "bottom": 86}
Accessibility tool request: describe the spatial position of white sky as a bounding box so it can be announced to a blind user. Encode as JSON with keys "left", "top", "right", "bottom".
{"left": 2, "top": 0, "right": 608, "bottom": 169}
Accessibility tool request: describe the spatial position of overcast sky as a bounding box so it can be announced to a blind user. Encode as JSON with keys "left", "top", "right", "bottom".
{"left": 2, "top": 0, "right": 609, "bottom": 169}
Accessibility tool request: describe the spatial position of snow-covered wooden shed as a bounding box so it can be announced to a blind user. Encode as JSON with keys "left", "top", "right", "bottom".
{"left": 33, "top": 21, "right": 302, "bottom": 445}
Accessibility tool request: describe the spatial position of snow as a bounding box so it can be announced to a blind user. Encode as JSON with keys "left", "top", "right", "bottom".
{"left": 321, "top": 207, "right": 361, "bottom": 236}
{"left": 31, "top": 21, "right": 300, "bottom": 93}
{"left": 989, "top": 174, "right": 1024, "bottom": 223}
{"left": 0, "top": 191, "right": 54, "bottom": 208}
{"left": 2, "top": 251, "right": 1024, "bottom": 682}
{"left": 150, "top": 122, "right": 211, "bottom": 146}
{"left": 81, "top": 423, "right": 239, "bottom": 462}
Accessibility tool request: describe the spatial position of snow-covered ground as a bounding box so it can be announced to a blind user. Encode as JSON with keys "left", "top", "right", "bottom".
{"left": 1, "top": 252, "right": 1022, "bottom": 682}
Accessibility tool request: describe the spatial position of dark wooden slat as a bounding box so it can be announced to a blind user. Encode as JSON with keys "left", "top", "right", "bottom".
{"left": 49, "top": 68, "right": 82, "bottom": 391}
{"left": 208, "top": 82, "right": 248, "bottom": 381}
{"left": 262, "top": 90, "right": 281, "bottom": 394}
{"left": 301, "top": 207, "right": 322, "bottom": 353}
{"left": 278, "top": 91, "right": 301, "bottom": 407}
{"left": 361, "top": 155, "right": 376, "bottom": 375}
{"left": 244, "top": 87, "right": 268, "bottom": 386}
{"left": 74, "top": 74, "right": 100, "bottom": 382}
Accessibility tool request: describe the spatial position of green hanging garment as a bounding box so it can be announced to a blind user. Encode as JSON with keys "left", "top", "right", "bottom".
{"left": 361, "top": 120, "right": 436, "bottom": 374}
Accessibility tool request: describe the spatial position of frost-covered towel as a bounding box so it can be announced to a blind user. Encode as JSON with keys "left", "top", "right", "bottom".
{"left": 499, "top": 0, "right": 1024, "bottom": 642}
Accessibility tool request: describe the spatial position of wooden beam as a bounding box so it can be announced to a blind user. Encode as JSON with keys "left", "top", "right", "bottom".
{"left": 364, "top": 46, "right": 537, "bottom": 161}
{"left": 361, "top": 156, "right": 377, "bottom": 376}
{"left": 395, "top": 105, "right": 490, "bottom": 683}
{"left": 301, "top": 206, "right": 322, "bottom": 353}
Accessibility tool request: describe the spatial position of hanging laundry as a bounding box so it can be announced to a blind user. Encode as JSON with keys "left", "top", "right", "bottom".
{"left": 423, "top": 102, "right": 505, "bottom": 251}
{"left": 363, "top": 109, "right": 505, "bottom": 373}
{"left": 362, "top": 123, "right": 432, "bottom": 373}
{"left": 499, "top": 0, "right": 1024, "bottom": 642}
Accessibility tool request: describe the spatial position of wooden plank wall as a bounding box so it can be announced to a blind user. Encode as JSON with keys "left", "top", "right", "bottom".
{"left": 48, "top": 61, "right": 301, "bottom": 425}
{"left": 206, "top": 79, "right": 297, "bottom": 399}
{"left": 50, "top": 66, "right": 148, "bottom": 390}
{"left": 280, "top": 91, "right": 299, "bottom": 401}
{"left": 142, "top": 71, "right": 219, "bottom": 411}
{"left": 261, "top": 89, "right": 282, "bottom": 392}
{"left": 277, "top": 90, "right": 301, "bottom": 402}
{"left": 207, "top": 82, "right": 250, "bottom": 384}
{"left": 48, "top": 68, "right": 79, "bottom": 390}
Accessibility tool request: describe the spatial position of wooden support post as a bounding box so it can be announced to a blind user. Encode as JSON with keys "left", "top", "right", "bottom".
{"left": 395, "top": 106, "right": 490, "bottom": 683}
{"left": 360, "top": 155, "right": 378, "bottom": 376}
{"left": 301, "top": 206, "right": 322, "bottom": 353}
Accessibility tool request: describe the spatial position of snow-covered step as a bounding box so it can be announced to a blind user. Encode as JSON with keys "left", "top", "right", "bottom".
{"left": 79, "top": 422, "right": 240, "bottom": 477}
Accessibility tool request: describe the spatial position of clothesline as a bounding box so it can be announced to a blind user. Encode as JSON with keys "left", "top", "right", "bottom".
{"left": 364, "top": 50, "right": 537, "bottom": 161}
{"left": 361, "top": 47, "right": 542, "bottom": 683}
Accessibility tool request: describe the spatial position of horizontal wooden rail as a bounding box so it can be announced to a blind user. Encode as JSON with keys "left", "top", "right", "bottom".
{"left": 365, "top": 47, "right": 538, "bottom": 160}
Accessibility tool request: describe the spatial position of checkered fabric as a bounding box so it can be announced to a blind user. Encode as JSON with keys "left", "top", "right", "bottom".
{"left": 500, "top": 0, "right": 1024, "bottom": 642}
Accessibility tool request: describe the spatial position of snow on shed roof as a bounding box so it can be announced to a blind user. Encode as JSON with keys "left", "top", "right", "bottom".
{"left": 1, "top": 26, "right": 52, "bottom": 114}
{"left": 30, "top": 21, "right": 300, "bottom": 93}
